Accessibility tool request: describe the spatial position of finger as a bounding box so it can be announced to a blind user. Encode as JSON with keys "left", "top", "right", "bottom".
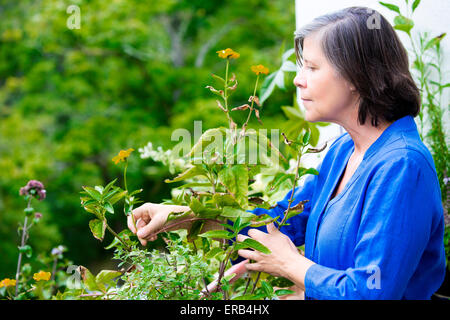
{"left": 236, "top": 234, "right": 250, "bottom": 242}
{"left": 131, "top": 203, "right": 153, "bottom": 222}
{"left": 137, "top": 213, "right": 166, "bottom": 240}
{"left": 245, "top": 262, "right": 261, "bottom": 272}
{"left": 247, "top": 228, "right": 267, "bottom": 241}
{"left": 127, "top": 214, "right": 137, "bottom": 234}
{"left": 238, "top": 249, "right": 259, "bottom": 261}
{"left": 225, "top": 259, "right": 249, "bottom": 283}
{"left": 266, "top": 222, "right": 280, "bottom": 235}
{"left": 136, "top": 218, "right": 147, "bottom": 229}
{"left": 204, "top": 260, "right": 250, "bottom": 294}
{"left": 139, "top": 237, "right": 147, "bottom": 246}
{"left": 129, "top": 215, "right": 149, "bottom": 234}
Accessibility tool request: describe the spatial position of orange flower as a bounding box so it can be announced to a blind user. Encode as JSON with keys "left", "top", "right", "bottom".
{"left": 251, "top": 64, "right": 269, "bottom": 75}
{"left": 33, "top": 271, "right": 51, "bottom": 281}
{"left": 0, "top": 278, "right": 16, "bottom": 287}
{"left": 112, "top": 148, "right": 134, "bottom": 164}
{"left": 216, "top": 48, "right": 240, "bottom": 59}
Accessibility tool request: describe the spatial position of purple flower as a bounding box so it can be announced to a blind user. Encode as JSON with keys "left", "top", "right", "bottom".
{"left": 19, "top": 180, "right": 46, "bottom": 201}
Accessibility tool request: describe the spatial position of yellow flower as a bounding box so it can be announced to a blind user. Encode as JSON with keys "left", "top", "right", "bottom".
{"left": 0, "top": 278, "right": 16, "bottom": 288}
{"left": 33, "top": 271, "right": 51, "bottom": 281}
{"left": 112, "top": 148, "right": 135, "bottom": 164}
{"left": 251, "top": 64, "right": 269, "bottom": 75}
{"left": 216, "top": 48, "right": 240, "bottom": 59}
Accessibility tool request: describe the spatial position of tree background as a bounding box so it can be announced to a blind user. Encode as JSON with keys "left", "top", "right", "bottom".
{"left": 0, "top": 0, "right": 297, "bottom": 276}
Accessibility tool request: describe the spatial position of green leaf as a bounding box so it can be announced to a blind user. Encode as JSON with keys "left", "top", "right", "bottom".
{"left": 211, "top": 73, "right": 226, "bottom": 84}
{"left": 302, "top": 130, "right": 311, "bottom": 145}
{"left": 18, "top": 245, "right": 33, "bottom": 258}
{"left": 412, "top": 0, "right": 421, "bottom": 12}
{"left": 81, "top": 199, "right": 97, "bottom": 207}
{"left": 248, "top": 214, "right": 277, "bottom": 228}
{"left": 187, "top": 220, "right": 205, "bottom": 241}
{"left": 268, "top": 173, "right": 295, "bottom": 191}
{"left": 104, "top": 201, "right": 114, "bottom": 214}
{"left": 379, "top": 2, "right": 400, "bottom": 14}
{"left": 261, "top": 280, "right": 273, "bottom": 296}
{"left": 104, "top": 188, "right": 120, "bottom": 201}
{"left": 189, "top": 197, "right": 221, "bottom": 218}
{"left": 280, "top": 60, "right": 297, "bottom": 72}
{"left": 129, "top": 189, "right": 143, "bottom": 196}
{"left": 221, "top": 206, "right": 256, "bottom": 223}
{"left": 245, "top": 130, "right": 286, "bottom": 164}
{"left": 204, "top": 247, "right": 223, "bottom": 260}
{"left": 212, "top": 193, "right": 240, "bottom": 208}
{"left": 281, "top": 106, "right": 304, "bottom": 120}
{"left": 232, "top": 293, "right": 264, "bottom": 300}
{"left": 82, "top": 186, "right": 102, "bottom": 201}
{"left": 165, "top": 165, "right": 208, "bottom": 183}
{"left": 424, "top": 33, "right": 446, "bottom": 51}
{"left": 95, "top": 270, "right": 122, "bottom": 290}
{"left": 275, "top": 289, "right": 296, "bottom": 296}
{"left": 198, "top": 230, "right": 234, "bottom": 239}
{"left": 108, "top": 190, "right": 127, "bottom": 205}
{"left": 259, "top": 72, "right": 278, "bottom": 106}
{"left": 105, "top": 230, "right": 133, "bottom": 249}
{"left": 103, "top": 178, "right": 118, "bottom": 194}
{"left": 281, "top": 48, "right": 295, "bottom": 62}
{"left": 393, "top": 15, "right": 414, "bottom": 35}
{"left": 218, "top": 165, "right": 248, "bottom": 208}
{"left": 89, "top": 219, "right": 106, "bottom": 241}
{"left": 79, "top": 266, "right": 98, "bottom": 291}
{"left": 187, "top": 127, "right": 227, "bottom": 158}
{"left": 223, "top": 273, "right": 236, "bottom": 283}
{"left": 238, "top": 238, "right": 271, "bottom": 254}
{"left": 270, "top": 276, "right": 295, "bottom": 288}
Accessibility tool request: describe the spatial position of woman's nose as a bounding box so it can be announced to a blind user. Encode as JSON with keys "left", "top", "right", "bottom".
{"left": 293, "top": 72, "right": 306, "bottom": 88}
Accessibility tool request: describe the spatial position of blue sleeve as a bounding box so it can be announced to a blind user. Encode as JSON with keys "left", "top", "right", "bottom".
{"left": 304, "top": 156, "right": 445, "bottom": 299}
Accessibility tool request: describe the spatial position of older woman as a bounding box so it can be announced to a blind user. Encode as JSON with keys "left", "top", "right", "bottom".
{"left": 129, "top": 7, "right": 446, "bottom": 299}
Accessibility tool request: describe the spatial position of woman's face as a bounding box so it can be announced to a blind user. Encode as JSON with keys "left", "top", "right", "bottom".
{"left": 293, "top": 33, "right": 358, "bottom": 125}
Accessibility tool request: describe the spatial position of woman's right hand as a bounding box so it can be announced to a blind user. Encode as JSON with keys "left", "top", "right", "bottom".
{"left": 127, "top": 202, "right": 191, "bottom": 246}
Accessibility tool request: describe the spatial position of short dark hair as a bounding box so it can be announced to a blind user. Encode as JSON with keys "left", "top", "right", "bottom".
{"left": 294, "top": 6, "right": 421, "bottom": 127}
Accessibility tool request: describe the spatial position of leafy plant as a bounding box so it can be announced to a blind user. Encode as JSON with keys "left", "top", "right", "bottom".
{"left": 71, "top": 47, "right": 325, "bottom": 300}
{"left": 0, "top": 180, "right": 74, "bottom": 300}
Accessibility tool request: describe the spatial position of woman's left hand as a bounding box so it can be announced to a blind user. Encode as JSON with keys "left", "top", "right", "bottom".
{"left": 237, "top": 222, "right": 315, "bottom": 288}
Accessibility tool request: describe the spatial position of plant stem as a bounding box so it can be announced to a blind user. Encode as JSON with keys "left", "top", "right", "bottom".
{"left": 242, "top": 75, "right": 260, "bottom": 130}
{"left": 124, "top": 160, "right": 137, "bottom": 231}
{"left": 216, "top": 246, "right": 234, "bottom": 299}
{"left": 124, "top": 160, "right": 128, "bottom": 192}
{"left": 51, "top": 258, "right": 57, "bottom": 281}
{"left": 15, "top": 198, "right": 32, "bottom": 297}
{"left": 278, "top": 151, "right": 303, "bottom": 229}
{"left": 106, "top": 223, "right": 131, "bottom": 252}
{"left": 251, "top": 148, "right": 304, "bottom": 295}
{"left": 152, "top": 217, "right": 222, "bottom": 237}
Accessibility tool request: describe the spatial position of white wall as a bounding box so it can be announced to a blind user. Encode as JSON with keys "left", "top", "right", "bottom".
{"left": 294, "top": 0, "right": 450, "bottom": 169}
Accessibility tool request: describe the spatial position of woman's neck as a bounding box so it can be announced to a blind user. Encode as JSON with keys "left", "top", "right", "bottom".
{"left": 339, "top": 115, "right": 393, "bottom": 158}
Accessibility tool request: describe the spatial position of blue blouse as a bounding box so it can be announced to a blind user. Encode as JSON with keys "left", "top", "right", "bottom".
{"left": 244, "top": 115, "right": 446, "bottom": 299}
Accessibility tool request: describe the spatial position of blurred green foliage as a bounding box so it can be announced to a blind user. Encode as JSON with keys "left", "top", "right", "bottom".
{"left": 0, "top": 0, "right": 296, "bottom": 276}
